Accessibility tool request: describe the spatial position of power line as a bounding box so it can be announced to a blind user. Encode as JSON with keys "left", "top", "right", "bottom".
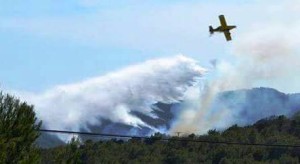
{"left": 39, "top": 129, "right": 300, "bottom": 148}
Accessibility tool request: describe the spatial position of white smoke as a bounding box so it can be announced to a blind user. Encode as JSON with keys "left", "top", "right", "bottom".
{"left": 16, "top": 55, "right": 206, "bottom": 134}
{"left": 170, "top": 9, "right": 300, "bottom": 134}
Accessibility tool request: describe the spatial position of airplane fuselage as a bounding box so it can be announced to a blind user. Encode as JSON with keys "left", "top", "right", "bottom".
{"left": 213, "top": 25, "right": 236, "bottom": 32}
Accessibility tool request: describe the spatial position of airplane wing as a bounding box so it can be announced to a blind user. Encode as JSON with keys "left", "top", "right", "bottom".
{"left": 223, "top": 31, "right": 232, "bottom": 41}
{"left": 219, "top": 15, "right": 227, "bottom": 27}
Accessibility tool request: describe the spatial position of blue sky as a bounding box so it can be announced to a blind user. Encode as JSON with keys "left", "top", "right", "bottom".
{"left": 0, "top": 0, "right": 286, "bottom": 92}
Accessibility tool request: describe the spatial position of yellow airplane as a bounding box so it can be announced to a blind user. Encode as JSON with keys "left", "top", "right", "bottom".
{"left": 209, "top": 15, "right": 236, "bottom": 41}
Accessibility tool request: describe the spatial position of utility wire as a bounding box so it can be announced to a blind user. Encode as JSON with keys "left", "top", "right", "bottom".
{"left": 39, "top": 129, "right": 300, "bottom": 148}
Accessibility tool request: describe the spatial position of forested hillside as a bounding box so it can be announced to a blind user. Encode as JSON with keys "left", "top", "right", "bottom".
{"left": 37, "top": 87, "right": 300, "bottom": 148}
{"left": 41, "top": 113, "right": 300, "bottom": 163}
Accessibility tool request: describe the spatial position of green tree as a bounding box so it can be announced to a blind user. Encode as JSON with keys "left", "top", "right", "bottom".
{"left": 0, "top": 92, "right": 42, "bottom": 163}
{"left": 54, "top": 137, "right": 83, "bottom": 164}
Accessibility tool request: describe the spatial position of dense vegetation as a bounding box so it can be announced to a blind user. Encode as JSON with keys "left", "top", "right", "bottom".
{"left": 0, "top": 92, "right": 42, "bottom": 163}
{"left": 1, "top": 91, "right": 300, "bottom": 163}
{"left": 41, "top": 113, "right": 300, "bottom": 164}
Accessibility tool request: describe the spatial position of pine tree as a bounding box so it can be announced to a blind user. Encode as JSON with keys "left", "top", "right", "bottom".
{"left": 54, "top": 137, "right": 82, "bottom": 164}
{"left": 0, "top": 92, "right": 42, "bottom": 163}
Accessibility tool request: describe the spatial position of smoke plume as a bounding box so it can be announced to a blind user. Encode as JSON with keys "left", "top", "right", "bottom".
{"left": 170, "top": 23, "right": 300, "bottom": 134}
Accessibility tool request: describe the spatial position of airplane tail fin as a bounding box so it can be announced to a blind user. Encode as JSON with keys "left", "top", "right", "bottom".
{"left": 209, "top": 26, "right": 214, "bottom": 36}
